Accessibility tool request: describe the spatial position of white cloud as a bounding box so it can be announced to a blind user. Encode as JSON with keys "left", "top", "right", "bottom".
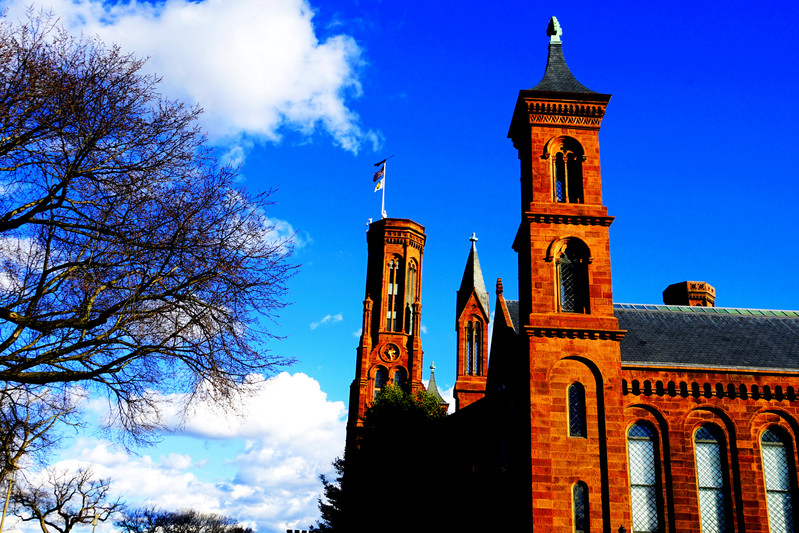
{"left": 1, "top": 0, "right": 378, "bottom": 156}
{"left": 37, "top": 373, "right": 346, "bottom": 533}
{"left": 310, "top": 312, "right": 343, "bottom": 330}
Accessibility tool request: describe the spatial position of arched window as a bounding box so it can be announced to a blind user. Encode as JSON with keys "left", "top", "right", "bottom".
{"left": 573, "top": 481, "right": 590, "bottom": 533}
{"left": 474, "top": 324, "right": 482, "bottom": 376}
{"left": 550, "top": 137, "right": 585, "bottom": 204}
{"left": 386, "top": 257, "right": 403, "bottom": 332}
{"left": 373, "top": 367, "right": 388, "bottom": 399}
{"left": 393, "top": 367, "right": 407, "bottom": 389}
{"left": 557, "top": 239, "right": 590, "bottom": 314}
{"left": 761, "top": 427, "right": 796, "bottom": 532}
{"left": 628, "top": 423, "right": 660, "bottom": 533}
{"left": 466, "top": 322, "right": 474, "bottom": 375}
{"left": 694, "top": 425, "right": 730, "bottom": 532}
{"left": 568, "top": 383, "right": 586, "bottom": 438}
{"left": 464, "top": 321, "right": 482, "bottom": 376}
{"left": 405, "top": 261, "right": 417, "bottom": 333}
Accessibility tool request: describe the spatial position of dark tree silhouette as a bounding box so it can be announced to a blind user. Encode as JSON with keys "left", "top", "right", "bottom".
{"left": 115, "top": 507, "right": 253, "bottom": 533}
{"left": 316, "top": 385, "right": 445, "bottom": 532}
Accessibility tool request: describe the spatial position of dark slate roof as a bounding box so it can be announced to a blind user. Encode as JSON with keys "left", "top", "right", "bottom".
{"left": 457, "top": 239, "right": 489, "bottom": 315}
{"left": 505, "top": 300, "right": 520, "bottom": 334}
{"left": 530, "top": 42, "right": 597, "bottom": 94}
{"left": 499, "top": 301, "right": 799, "bottom": 371}
{"left": 616, "top": 304, "right": 799, "bottom": 371}
{"left": 427, "top": 364, "right": 448, "bottom": 405}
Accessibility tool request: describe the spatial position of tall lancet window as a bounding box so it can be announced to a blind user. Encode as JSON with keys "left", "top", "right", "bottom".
{"left": 474, "top": 323, "right": 482, "bottom": 376}
{"left": 761, "top": 427, "right": 796, "bottom": 533}
{"left": 393, "top": 367, "right": 407, "bottom": 390}
{"left": 557, "top": 239, "right": 590, "bottom": 314}
{"left": 573, "top": 481, "right": 590, "bottom": 533}
{"left": 373, "top": 367, "right": 388, "bottom": 399}
{"left": 464, "top": 321, "right": 482, "bottom": 376}
{"left": 405, "top": 261, "right": 417, "bottom": 333}
{"left": 628, "top": 423, "right": 661, "bottom": 533}
{"left": 568, "top": 382, "right": 587, "bottom": 438}
{"left": 550, "top": 137, "right": 584, "bottom": 204}
{"left": 386, "top": 257, "right": 403, "bottom": 331}
{"left": 694, "top": 425, "right": 730, "bottom": 532}
{"left": 466, "top": 322, "right": 474, "bottom": 375}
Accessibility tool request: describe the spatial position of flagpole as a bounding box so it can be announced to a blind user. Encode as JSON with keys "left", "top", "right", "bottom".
{"left": 381, "top": 159, "right": 387, "bottom": 219}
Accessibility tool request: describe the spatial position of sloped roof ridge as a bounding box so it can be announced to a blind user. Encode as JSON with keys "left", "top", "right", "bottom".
{"left": 614, "top": 303, "right": 799, "bottom": 317}
{"left": 426, "top": 363, "right": 447, "bottom": 405}
{"left": 458, "top": 236, "right": 489, "bottom": 314}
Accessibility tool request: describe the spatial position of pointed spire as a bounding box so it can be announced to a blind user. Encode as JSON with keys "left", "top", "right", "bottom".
{"left": 531, "top": 16, "right": 596, "bottom": 94}
{"left": 427, "top": 362, "right": 446, "bottom": 405}
{"left": 457, "top": 233, "right": 489, "bottom": 315}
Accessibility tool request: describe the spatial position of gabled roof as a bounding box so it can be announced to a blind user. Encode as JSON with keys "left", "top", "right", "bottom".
{"left": 497, "top": 301, "right": 799, "bottom": 371}
{"left": 457, "top": 236, "right": 489, "bottom": 316}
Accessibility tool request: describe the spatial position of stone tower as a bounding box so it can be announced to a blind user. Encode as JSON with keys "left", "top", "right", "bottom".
{"left": 454, "top": 234, "right": 489, "bottom": 411}
{"left": 346, "top": 218, "right": 426, "bottom": 447}
{"left": 506, "top": 17, "right": 631, "bottom": 531}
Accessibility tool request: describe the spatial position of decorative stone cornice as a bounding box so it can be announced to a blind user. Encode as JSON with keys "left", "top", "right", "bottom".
{"left": 523, "top": 325, "right": 627, "bottom": 341}
{"left": 524, "top": 100, "right": 607, "bottom": 129}
{"left": 527, "top": 213, "right": 615, "bottom": 226}
{"left": 385, "top": 229, "right": 425, "bottom": 250}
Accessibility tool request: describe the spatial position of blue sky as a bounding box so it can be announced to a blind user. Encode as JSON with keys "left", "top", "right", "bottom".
{"left": 2, "top": 0, "right": 798, "bottom": 532}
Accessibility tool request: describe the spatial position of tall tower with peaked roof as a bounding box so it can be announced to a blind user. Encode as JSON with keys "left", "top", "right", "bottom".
{"left": 454, "top": 234, "right": 489, "bottom": 411}
{"left": 346, "top": 218, "right": 426, "bottom": 448}
{"left": 505, "top": 16, "right": 631, "bottom": 531}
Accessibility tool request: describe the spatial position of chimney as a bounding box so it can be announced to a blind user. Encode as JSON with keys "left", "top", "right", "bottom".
{"left": 662, "top": 281, "right": 716, "bottom": 307}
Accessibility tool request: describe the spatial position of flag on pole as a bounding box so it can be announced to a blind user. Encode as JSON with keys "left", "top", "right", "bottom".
{"left": 373, "top": 158, "right": 386, "bottom": 192}
{"left": 373, "top": 158, "right": 389, "bottom": 218}
{"left": 373, "top": 165, "right": 385, "bottom": 191}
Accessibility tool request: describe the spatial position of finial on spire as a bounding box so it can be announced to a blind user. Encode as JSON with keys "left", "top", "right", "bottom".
{"left": 547, "top": 16, "right": 562, "bottom": 44}
{"left": 470, "top": 232, "right": 478, "bottom": 250}
{"left": 430, "top": 361, "right": 436, "bottom": 371}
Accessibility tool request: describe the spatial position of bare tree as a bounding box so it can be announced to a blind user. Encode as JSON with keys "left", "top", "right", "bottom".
{"left": 0, "top": 385, "right": 79, "bottom": 486}
{"left": 11, "top": 467, "right": 122, "bottom": 533}
{"left": 0, "top": 13, "right": 295, "bottom": 443}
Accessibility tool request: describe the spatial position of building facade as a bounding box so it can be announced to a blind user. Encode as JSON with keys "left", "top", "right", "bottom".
{"left": 345, "top": 17, "right": 799, "bottom": 533}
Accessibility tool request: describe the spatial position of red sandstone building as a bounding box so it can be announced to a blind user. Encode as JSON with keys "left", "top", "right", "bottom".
{"left": 345, "top": 17, "right": 799, "bottom": 533}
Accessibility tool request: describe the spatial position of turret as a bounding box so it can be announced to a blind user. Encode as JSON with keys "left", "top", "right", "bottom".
{"left": 453, "top": 233, "right": 489, "bottom": 411}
